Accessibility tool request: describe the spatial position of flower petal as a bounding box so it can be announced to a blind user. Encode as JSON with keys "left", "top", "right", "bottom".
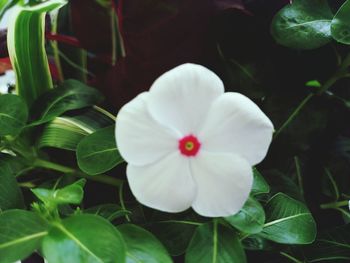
{"left": 127, "top": 152, "right": 196, "bottom": 213}
{"left": 115, "top": 92, "right": 179, "bottom": 166}
{"left": 147, "top": 63, "right": 224, "bottom": 135}
{"left": 199, "top": 92, "right": 274, "bottom": 166}
{"left": 190, "top": 152, "right": 253, "bottom": 217}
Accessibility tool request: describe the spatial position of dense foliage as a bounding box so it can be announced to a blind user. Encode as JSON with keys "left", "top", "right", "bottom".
{"left": 1, "top": 0, "right": 350, "bottom": 262}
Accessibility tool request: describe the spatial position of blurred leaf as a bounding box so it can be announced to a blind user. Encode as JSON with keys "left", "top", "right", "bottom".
{"left": 251, "top": 168, "right": 270, "bottom": 196}
{"left": 117, "top": 224, "right": 172, "bottom": 263}
{"left": 31, "top": 179, "right": 86, "bottom": 207}
{"left": 305, "top": 79, "right": 322, "bottom": 88}
{"left": 331, "top": 0, "right": 350, "bottom": 45}
{"left": 77, "top": 126, "right": 123, "bottom": 175}
{"left": 38, "top": 106, "right": 115, "bottom": 151}
{"left": 0, "top": 155, "right": 25, "bottom": 210}
{"left": 0, "top": 0, "right": 19, "bottom": 21}
{"left": 0, "top": 94, "right": 28, "bottom": 136}
{"left": 271, "top": 0, "right": 333, "bottom": 49}
{"left": 7, "top": 0, "right": 67, "bottom": 106}
{"left": 147, "top": 221, "right": 197, "bottom": 256}
{"left": 42, "top": 214, "right": 126, "bottom": 263}
{"left": 242, "top": 235, "right": 273, "bottom": 251}
{"left": 260, "top": 193, "right": 316, "bottom": 244}
{"left": 30, "top": 79, "right": 103, "bottom": 126}
{"left": 84, "top": 204, "right": 130, "bottom": 222}
{"left": 185, "top": 222, "right": 246, "bottom": 263}
{"left": 0, "top": 209, "right": 48, "bottom": 263}
{"left": 225, "top": 197, "right": 265, "bottom": 234}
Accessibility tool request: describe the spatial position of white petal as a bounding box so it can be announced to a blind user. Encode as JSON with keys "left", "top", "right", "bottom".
{"left": 147, "top": 63, "right": 224, "bottom": 135}
{"left": 190, "top": 152, "right": 253, "bottom": 217}
{"left": 116, "top": 92, "right": 179, "bottom": 166}
{"left": 199, "top": 92, "right": 274, "bottom": 166}
{"left": 127, "top": 152, "right": 196, "bottom": 213}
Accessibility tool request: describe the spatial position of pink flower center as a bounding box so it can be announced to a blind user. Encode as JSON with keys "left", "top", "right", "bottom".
{"left": 178, "top": 135, "right": 201, "bottom": 157}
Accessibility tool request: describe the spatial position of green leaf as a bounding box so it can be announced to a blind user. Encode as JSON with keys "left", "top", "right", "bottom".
{"left": 7, "top": 0, "right": 67, "bottom": 106}
{"left": 77, "top": 126, "right": 123, "bottom": 175}
{"left": 0, "top": 94, "right": 28, "bottom": 136}
{"left": 251, "top": 168, "right": 270, "bottom": 196}
{"left": 331, "top": 0, "right": 350, "bottom": 45}
{"left": 31, "top": 179, "right": 86, "bottom": 207}
{"left": 30, "top": 79, "right": 103, "bottom": 126}
{"left": 147, "top": 221, "right": 197, "bottom": 256}
{"left": 185, "top": 222, "right": 246, "bottom": 263}
{"left": 0, "top": 209, "right": 48, "bottom": 263}
{"left": 225, "top": 197, "right": 265, "bottom": 234}
{"left": 38, "top": 106, "right": 115, "bottom": 151}
{"left": 117, "top": 224, "right": 172, "bottom": 263}
{"left": 271, "top": 0, "right": 333, "bottom": 49}
{"left": 42, "top": 214, "right": 126, "bottom": 263}
{"left": 0, "top": 155, "right": 25, "bottom": 210}
{"left": 260, "top": 193, "right": 316, "bottom": 244}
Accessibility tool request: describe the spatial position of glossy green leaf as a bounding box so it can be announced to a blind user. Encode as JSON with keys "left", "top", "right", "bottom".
{"left": 117, "top": 224, "right": 172, "bottom": 263}
{"left": 251, "top": 168, "right": 270, "bottom": 195}
{"left": 0, "top": 210, "right": 48, "bottom": 263}
{"left": 31, "top": 179, "right": 86, "bottom": 207}
{"left": 331, "top": 0, "right": 350, "bottom": 44}
{"left": 271, "top": 0, "right": 333, "bottom": 49}
{"left": 260, "top": 193, "right": 316, "bottom": 244}
{"left": 42, "top": 214, "right": 126, "bottom": 263}
{"left": 38, "top": 106, "right": 115, "bottom": 151}
{"left": 147, "top": 221, "right": 197, "bottom": 256}
{"left": 225, "top": 197, "right": 265, "bottom": 234}
{"left": 0, "top": 94, "right": 28, "bottom": 136}
{"left": 7, "top": 0, "right": 67, "bottom": 106}
{"left": 30, "top": 79, "right": 103, "bottom": 126}
{"left": 77, "top": 126, "right": 123, "bottom": 175}
{"left": 185, "top": 222, "right": 246, "bottom": 263}
{"left": 84, "top": 204, "right": 131, "bottom": 222}
{"left": 0, "top": 155, "right": 25, "bottom": 210}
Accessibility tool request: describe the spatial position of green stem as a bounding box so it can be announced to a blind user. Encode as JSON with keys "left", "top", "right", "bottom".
{"left": 110, "top": 9, "right": 117, "bottom": 66}
{"left": 34, "top": 159, "right": 123, "bottom": 187}
{"left": 119, "top": 182, "right": 131, "bottom": 222}
{"left": 294, "top": 156, "right": 303, "bottom": 196}
{"left": 274, "top": 52, "right": 350, "bottom": 138}
{"left": 280, "top": 252, "right": 303, "bottom": 263}
{"left": 274, "top": 93, "right": 314, "bottom": 139}
{"left": 320, "top": 200, "right": 349, "bottom": 209}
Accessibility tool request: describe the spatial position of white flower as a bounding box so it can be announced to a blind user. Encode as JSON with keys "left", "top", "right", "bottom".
{"left": 115, "top": 63, "right": 274, "bottom": 217}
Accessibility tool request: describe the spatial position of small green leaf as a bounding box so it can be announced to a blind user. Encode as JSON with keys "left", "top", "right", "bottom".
{"left": 117, "top": 224, "right": 172, "bottom": 263}
{"left": 31, "top": 179, "right": 86, "bottom": 207}
{"left": 30, "top": 79, "right": 103, "bottom": 126}
{"left": 331, "top": 0, "right": 350, "bottom": 45}
{"left": 77, "top": 126, "right": 123, "bottom": 175}
{"left": 225, "top": 197, "right": 265, "bottom": 234}
{"left": 185, "top": 222, "right": 246, "bottom": 263}
{"left": 42, "top": 214, "right": 126, "bottom": 263}
{"left": 0, "top": 94, "right": 28, "bottom": 136}
{"left": 271, "top": 0, "right": 333, "bottom": 49}
{"left": 305, "top": 80, "right": 322, "bottom": 88}
{"left": 260, "top": 193, "right": 316, "bottom": 244}
{"left": 0, "top": 210, "right": 48, "bottom": 263}
{"left": 251, "top": 168, "right": 270, "bottom": 195}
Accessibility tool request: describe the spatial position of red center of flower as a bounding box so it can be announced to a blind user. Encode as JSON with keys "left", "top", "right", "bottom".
{"left": 178, "top": 135, "right": 201, "bottom": 157}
